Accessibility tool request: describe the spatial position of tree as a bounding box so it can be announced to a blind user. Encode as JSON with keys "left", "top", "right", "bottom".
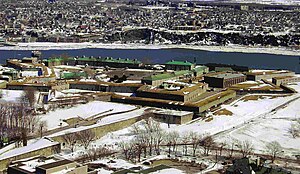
{"left": 265, "top": 141, "right": 283, "bottom": 162}
{"left": 38, "top": 121, "right": 48, "bottom": 138}
{"left": 201, "top": 135, "right": 215, "bottom": 156}
{"left": 87, "top": 146, "right": 112, "bottom": 161}
{"left": 189, "top": 131, "right": 201, "bottom": 157}
{"left": 21, "top": 87, "right": 36, "bottom": 108}
{"left": 62, "top": 133, "right": 77, "bottom": 152}
{"left": 237, "top": 140, "right": 254, "bottom": 158}
{"left": 181, "top": 132, "right": 190, "bottom": 156}
{"left": 76, "top": 129, "right": 95, "bottom": 149}
{"left": 227, "top": 138, "right": 239, "bottom": 158}
{"left": 119, "top": 141, "right": 131, "bottom": 160}
{"left": 288, "top": 120, "right": 300, "bottom": 138}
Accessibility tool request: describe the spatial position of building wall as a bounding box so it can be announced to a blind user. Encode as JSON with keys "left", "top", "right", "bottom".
{"left": 223, "top": 76, "right": 246, "bottom": 88}
{"left": 66, "top": 165, "right": 88, "bottom": 174}
{"left": 69, "top": 83, "right": 139, "bottom": 93}
{"left": 52, "top": 116, "right": 141, "bottom": 143}
{"left": 198, "top": 91, "right": 236, "bottom": 113}
{"left": 6, "top": 84, "right": 51, "bottom": 92}
{"left": 204, "top": 76, "right": 224, "bottom": 88}
{"left": 272, "top": 77, "right": 300, "bottom": 86}
{"left": 43, "top": 163, "right": 77, "bottom": 174}
{"left": 136, "top": 91, "right": 184, "bottom": 102}
{"left": 247, "top": 72, "right": 295, "bottom": 81}
{"left": 165, "top": 64, "right": 194, "bottom": 71}
{"left": 142, "top": 76, "right": 179, "bottom": 86}
{"left": 204, "top": 76, "right": 246, "bottom": 88}
{"left": 153, "top": 113, "right": 193, "bottom": 124}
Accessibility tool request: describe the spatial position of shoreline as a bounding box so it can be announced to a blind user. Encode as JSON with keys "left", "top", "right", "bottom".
{"left": 0, "top": 42, "right": 299, "bottom": 56}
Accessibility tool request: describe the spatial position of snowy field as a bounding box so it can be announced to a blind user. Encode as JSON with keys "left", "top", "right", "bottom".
{"left": 0, "top": 42, "right": 299, "bottom": 56}
{"left": 92, "top": 83, "right": 300, "bottom": 159}
{"left": 216, "top": 83, "right": 300, "bottom": 157}
{"left": 40, "top": 101, "right": 137, "bottom": 130}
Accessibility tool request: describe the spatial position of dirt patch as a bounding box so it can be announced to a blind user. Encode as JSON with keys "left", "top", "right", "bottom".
{"left": 63, "top": 117, "right": 83, "bottom": 125}
{"left": 214, "top": 109, "right": 233, "bottom": 116}
{"left": 204, "top": 116, "right": 214, "bottom": 122}
{"left": 241, "top": 95, "right": 266, "bottom": 102}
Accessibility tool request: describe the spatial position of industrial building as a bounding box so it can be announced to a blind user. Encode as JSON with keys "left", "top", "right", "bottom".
{"left": 44, "top": 56, "right": 143, "bottom": 68}
{"left": 165, "top": 60, "right": 195, "bottom": 71}
{"left": 141, "top": 70, "right": 192, "bottom": 86}
{"left": 136, "top": 82, "right": 208, "bottom": 102}
{"left": 272, "top": 76, "right": 300, "bottom": 86}
{"left": 204, "top": 73, "right": 246, "bottom": 88}
{"left": 246, "top": 70, "right": 295, "bottom": 81}
{"left": 8, "top": 157, "right": 87, "bottom": 174}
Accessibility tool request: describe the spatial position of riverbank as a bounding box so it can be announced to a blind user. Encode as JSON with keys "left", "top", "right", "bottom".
{"left": 0, "top": 42, "right": 299, "bottom": 56}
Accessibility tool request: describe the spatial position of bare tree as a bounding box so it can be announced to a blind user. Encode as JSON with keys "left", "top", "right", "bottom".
{"left": 62, "top": 133, "right": 77, "bottom": 152}
{"left": 38, "top": 121, "right": 48, "bottom": 138}
{"left": 181, "top": 132, "right": 190, "bottom": 156}
{"left": 226, "top": 138, "right": 239, "bottom": 158}
{"left": 201, "top": 135, "right": 215, "bottom": 156}
{"left": 119, "top": 141, "right": 131, "bottom": 160}
{"left": 265, "top": 141, "right": 283, "bottom": 163}
{"left": 21, "top": 87, "right": 36, "bottom": 108}
{"left": 237, "top": 140, "right": 254, "bottom": 158}
{"left": 87, "top": 146, "right": 112, "bottom": 161}
{"left": 76, "top": 129, "right": 96, "bottom": 149}
{"left": 189, "top": 132, "right": 201, "bottom": 157}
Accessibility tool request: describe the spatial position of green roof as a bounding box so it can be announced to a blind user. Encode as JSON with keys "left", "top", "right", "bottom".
{"left": 143, "top": 70, "right": 191, "bottom": 81}
{"left": 62, "top": 72, "right": 86, "bottom": 79}
{"left": 165, "top": 60, "right": 194, "bottom": 66}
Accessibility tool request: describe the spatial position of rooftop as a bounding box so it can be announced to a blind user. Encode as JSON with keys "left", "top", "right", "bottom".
{"left": 206, "top": 72, "right": 245, "bottom": 79}
{"left": 165, "top": 60, "right": 194, "bottom": 66}
{"left": 137, "top": 83, "right": 206, "bottom": 96}
{"left": 143, "top": 70, "right": 190, "bottom": 81}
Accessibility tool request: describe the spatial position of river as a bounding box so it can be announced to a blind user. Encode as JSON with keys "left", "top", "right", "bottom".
{"left": 0, "top": 48, "right": 299, "bottom": 73}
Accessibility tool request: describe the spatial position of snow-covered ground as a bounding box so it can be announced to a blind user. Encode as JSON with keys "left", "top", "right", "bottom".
{"left": 0, "top": 42, "right": 299, "bottom": 56}
{"left": 91, "top": 83, "right": 300, "bottom": 159}
{"left": 40, "top": 101, "right": 137, "bottom": 130}
{"left": 215, "top": 83, "right": 300, "bottom": 157}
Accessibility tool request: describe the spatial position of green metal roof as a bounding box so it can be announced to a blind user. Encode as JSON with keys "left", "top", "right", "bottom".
{"left": 143, "top": 70, "right": 191, "bottom": 81}
{"left": 62, "top": 72, "right": 87, "bottom": 79}
{"left": 165, "top": 60, "right": 194, "bottom": 66}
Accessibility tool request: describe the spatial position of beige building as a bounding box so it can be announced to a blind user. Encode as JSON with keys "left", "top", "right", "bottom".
{"left": 8, "top": 157, "right": 87, "bottom": 174}
{"left": 272, "top": 76, "right": 300, "bottom": 86}
{"left": 246, "top": 70, "right": 295, "bottom": 81}
{"left": 136, "top": 82, "right": 208, "bottom": 102}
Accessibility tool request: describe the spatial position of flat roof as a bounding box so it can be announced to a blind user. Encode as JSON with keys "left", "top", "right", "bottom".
{"left": 137, "top": 83, "right": 206, "bottom": 96}
{"left": 165, "top": 60, "right": 194, "bottom": 66}
{"left": 38, "top": 159, "right": 74, "bottom": 170}
{"left": 206, "top": 73, "right": 245, "bottom": 79}
{"left": 272, "top": 76, "right": 299, "bottom": 80}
